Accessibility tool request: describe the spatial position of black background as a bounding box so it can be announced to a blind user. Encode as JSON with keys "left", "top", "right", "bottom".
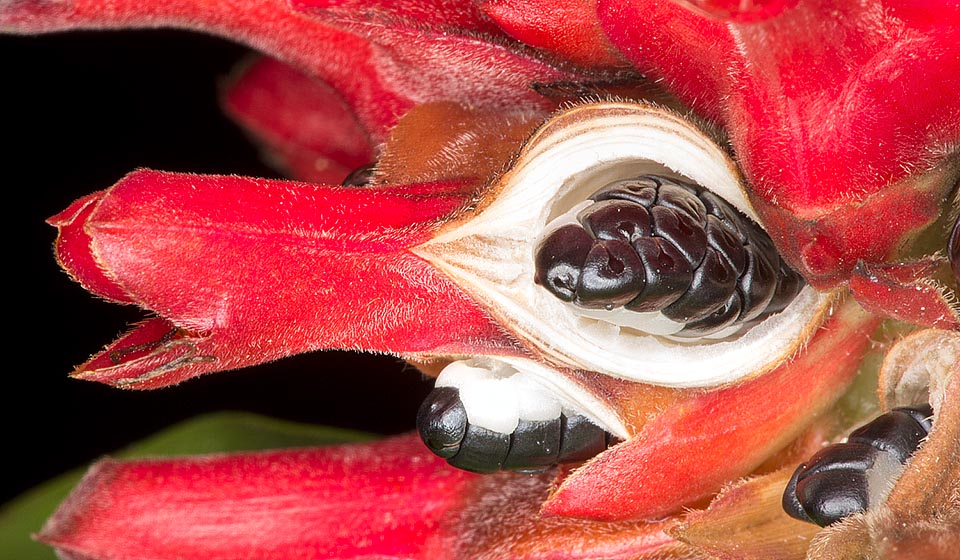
{"left": 3, "top": 29, "right": 431, "bottom": 504}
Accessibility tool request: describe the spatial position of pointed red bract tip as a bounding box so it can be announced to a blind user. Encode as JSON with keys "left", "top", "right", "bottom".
{"left": 49, "top": 190, "right": 134, "bottom": 304}
{"left": 52, "top": 169, "right": 521, "bottom": 388}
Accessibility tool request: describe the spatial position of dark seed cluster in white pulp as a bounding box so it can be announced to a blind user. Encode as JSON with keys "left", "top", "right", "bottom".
{"left": 782, "top": 404, "right": 934, "bottom": 527}
{"left": 534, "top": 174, "right": 805, "bottom": 337}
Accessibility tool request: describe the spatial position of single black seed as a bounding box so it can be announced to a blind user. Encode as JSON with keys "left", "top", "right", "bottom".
{"left": 736, "top": 246, "right": 779, "bottom": 322}
{"left": 782, "top": 404, "right": 935, "bottom": 527}
{"left": 650, "top": 205, "right": 707, "bottom": 267}
{"left": 590, "top": 176, "right": 659, "bottom": 206}
{"left": 796, "top": 443, "right": 879, "bottom": 477}
{"left": 898, "top": 403, "right": 935, "bottom": 432}
{"left": 576, "top": 240, "right": 646, "bottom": 308}
{"left": 656, "top": 183, "right": 707, "bottom": 223}
{"left": 416, "top": 387, "right": 468, "bottom": 459}
{"left": 535, "top": 225, "right": 595, "bottom": 302}
{"left": 675, "top": 291, "right": 743, "bottom": 337}
{"left": 662, "top": 248, "right": 737, "bottom": 323}
{"left": 705, "top": 215, "right": 746, "bottom": 274}
{"left": 502, "top": 418, "right": 562, "bottom": 470}
{"left": 558, "top": 414, "right": 609, "bottom": 463}
{"left": 341, "top": 163, "right": 376, "bottom": 186}
{"left": 794, "top": 468, "right": 871, "bottom": 527}
{"left": 765, "top": 262, "right": 805, "bottom": 314}
{"left": 449, "top": 424, "right": 511, "bottom": 474}
{"left": 579, "top": 200, "right": 652, "bottom": 243}
{"left": 625, "top": 237, "right": 692, "bottom": 311}
{"left": 847, "top": 405, "right": 933, "bottom": 464}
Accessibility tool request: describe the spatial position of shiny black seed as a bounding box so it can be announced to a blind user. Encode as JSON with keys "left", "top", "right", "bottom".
{"left": 590, "top": 176, "right": 658, "bottom": 206}
{"left": 736, "top": 246, "right": 778, "bottom": 322}
{"left": 558, "top": 414, "right": 608, "bottom": 463}
{"left": 576, "top": 240, "right": 646, "bottom": 308}
{"left": 782, "top": 466, "right": 814, "bottom": 523}
{"left": 897, "top": 403, "right": 935, "bottom": 432}
{"left": 848, "top": 405, "right": 933, "bottom": 464}
{"left": 764, "top": 262, "right": 805, "bottom": 314}
{"left": 793, "top": 468, "right": 871, "bottom": 526}
{"left": 662, "top": 247, "right": 738, "bottom": 323}
{"left": 449, "top": 424, "right": 511, "bottom": 474}
{"left": 535, "top": 225, "right": 594, "bottom": 302}
{"left": 650, "top": 205, "right": 707, "bottom": 267}
{"left": 782, "top": 404, "right": 935, "bottom": 527}
{"left": 535, "top": 174, "right": 806, "bottom": 335}
{"left": 416, "top": 387, "right": 468, "bottom": 459}
{"left": 579, "top": 200, "right": 652, "bottom": 243}
{"left": 502, "top": 418, "right": 562, "bottom": 471}
{"left": 341, "top": 163, "right": 376, "bottom": 186}
{"left": 625, "top": 237, "right": 692, "bottom": 311}
{"left": 705, "top": 215, "right": 746, "bottom": 274}
{"left": 798, "top": 442, "right": 879, "bottom": 477}
{"left": 674, "top": 292, "right": 743, "bottom": 337}
{"left": 656, "top": 183, "right": 707, "bottom": 223}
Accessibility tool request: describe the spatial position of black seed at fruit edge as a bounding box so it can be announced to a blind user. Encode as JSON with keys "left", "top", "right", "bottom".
{"left": 535, "top": 225, "right": 594, "bottom": 302}
{"left": 416, "top": 387, "right": 468, "bottom": 459}
{"left": 847, "top": 405, "right": 932, "bottom": 464}
{"left": 341, "top": 163, "right": 376, "bottom": 186}
{"left": 675, "top": 291, "right": 743, "bottom": 337}
{"left": 576, "top": 240, "right": 646, "bottom": 308}
{"left": 765, "top": 263, "right": 805, "bottom": 314}
{"left": 558, "top": 414, "right": 608, "bottom": 463}
{"left": 626, "top": 237, "right": 692, "bottom": 311}
{"left": 737, "top": 246, "right": 778, "bottom": 322}
{"left": 705, "top": 215, "right": 745, "bottom": 273}
{"left": 590, "top": 176, "right": 658, "bottom": 206}
{"left": 795, "top": 468, "right": 871, "bottom": 526}
{"left": 656, "top": 183, "right": 707, "bottom": 222}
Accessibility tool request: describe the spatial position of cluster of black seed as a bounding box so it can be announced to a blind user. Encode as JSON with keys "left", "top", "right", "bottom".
{"left": 782, "top": 404, "right": 934, "bottom": 526}
{"left": 534, "top": 175, "right": 805, "bottom": 337}
{"left": 417, "top": 387, "right": 617, "bottom": 474}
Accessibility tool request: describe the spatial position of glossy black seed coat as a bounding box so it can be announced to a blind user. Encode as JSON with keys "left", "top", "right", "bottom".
{"left": 576, "top": 240, "right": 646, "bottom": 308}
{"left": 416, "top": 386, "right": 615, "bottom": 473}
{"left": 557, "top": 414, "right": 609, "bottom": 463}
{"left": 452, "top": 424, "right": 511, "bottom": 473}
{"left": 341, "top": 163, "right": 376, "bottom": 186}
{"left": 782, "top": 404, "right": 934, "bottom": 527}
{"left": 626, "top": 237, "right": 692, "bottom": 311}
{"left": 847, "top": 406, "right": 933, "bottom": 464}
{"left": 416, "top": 387, "right": 468, "bottom": 459}
{"left": 502, "top": 418, "right": 562, "bottom": 470}
{"left": 535, "top": 174, "right": 805, "bottom": 336}
{"left": 535, "top": 225, "right": 594, "bottom": 302}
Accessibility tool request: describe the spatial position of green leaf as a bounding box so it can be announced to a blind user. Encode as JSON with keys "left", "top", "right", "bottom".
{"left": 0, "top": 412, "right": 375, "bottom": 560}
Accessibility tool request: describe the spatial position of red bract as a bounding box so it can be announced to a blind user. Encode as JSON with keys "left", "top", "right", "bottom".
{"left": 5, "top": 0, "right": 960, "bottom": 558}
